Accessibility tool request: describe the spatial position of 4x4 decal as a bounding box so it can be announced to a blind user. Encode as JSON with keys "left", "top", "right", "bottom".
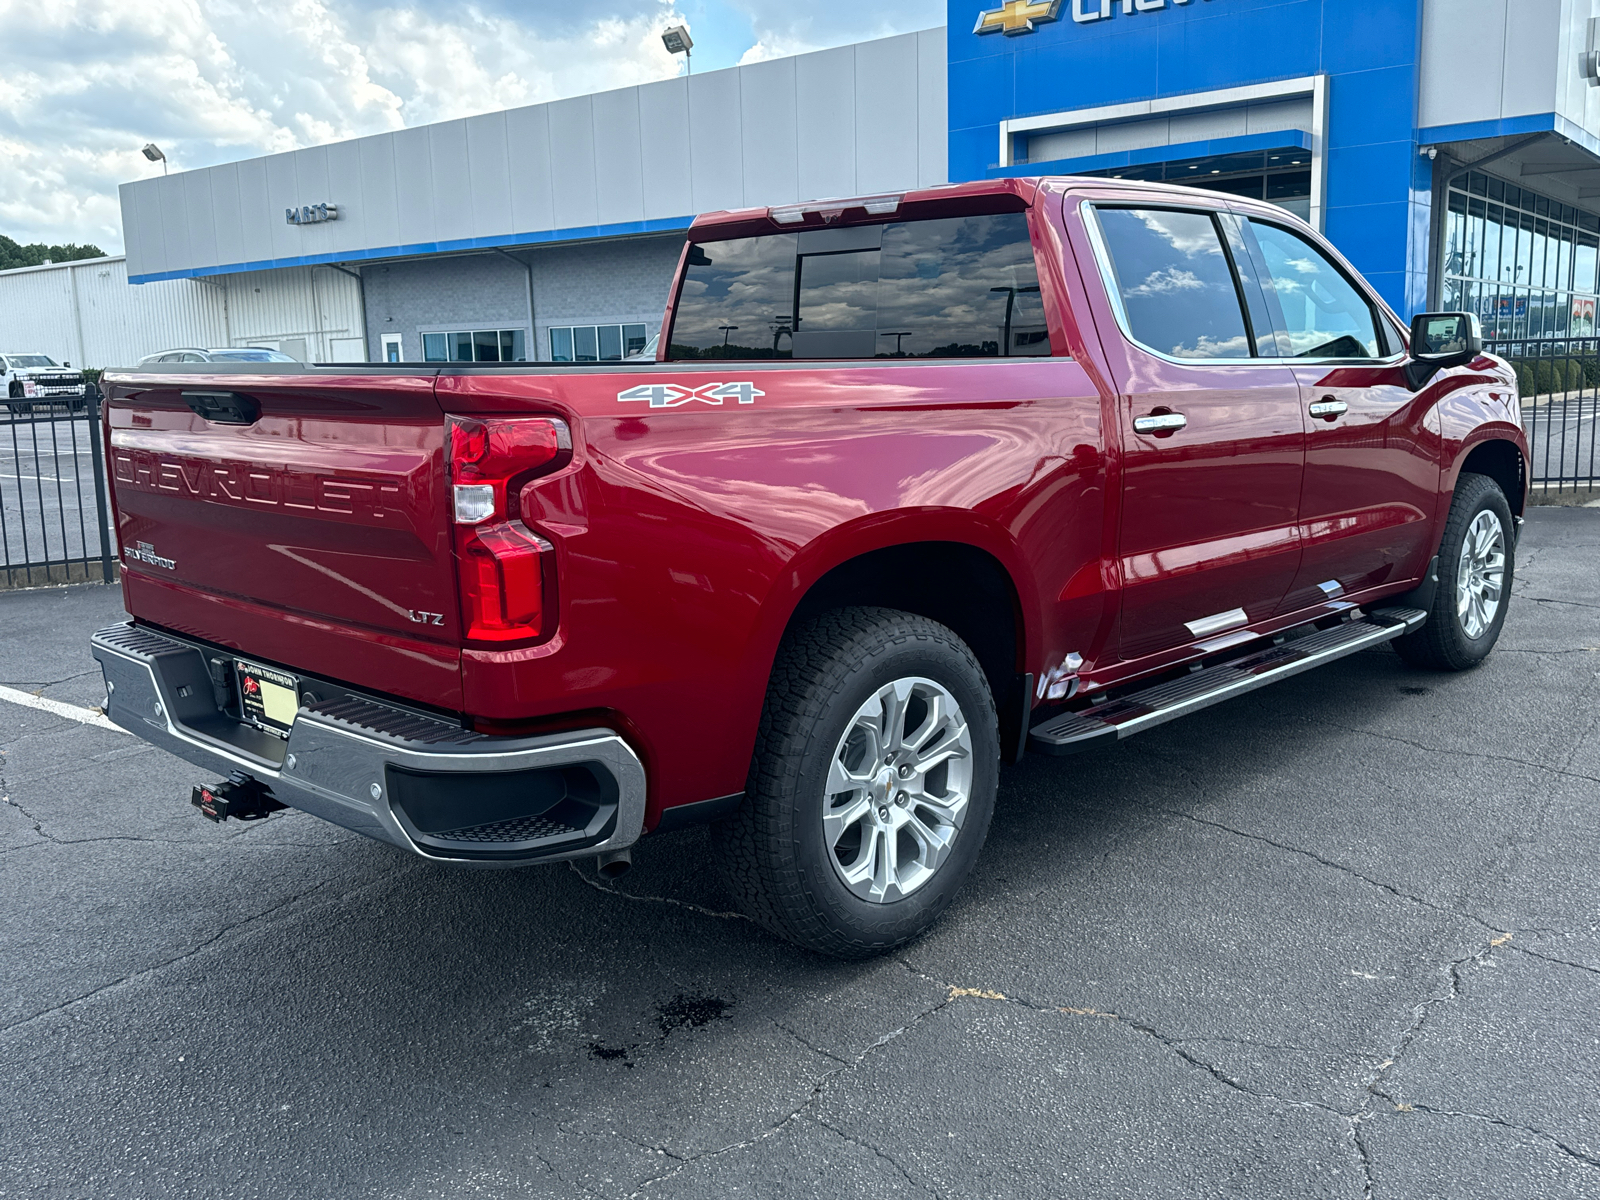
{"left": 616, "top": 381, "right": 764, "bottom": 409}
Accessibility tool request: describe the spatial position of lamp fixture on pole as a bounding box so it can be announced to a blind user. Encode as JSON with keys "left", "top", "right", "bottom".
{"left": 141, "top": 144, "right": 168, "bottom": 175}
{"left": 662, "top": 25, "right": 693, "bottom": 75}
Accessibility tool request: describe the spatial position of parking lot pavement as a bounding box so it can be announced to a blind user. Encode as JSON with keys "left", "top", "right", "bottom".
{"left": 2, "top": 508, "right": 1597, "bottom": 1200}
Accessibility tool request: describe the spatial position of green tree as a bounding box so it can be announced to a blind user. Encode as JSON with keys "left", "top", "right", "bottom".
{"left": 0, "top": 235, "right": 107, "bottom": 272}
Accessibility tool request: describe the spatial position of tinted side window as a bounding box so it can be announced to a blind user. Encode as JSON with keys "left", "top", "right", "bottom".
{"left": 668, "top": 212, "right": 1049, "bottom": 360}
{"left": 876, "top": 214, "right": 1046, "bottom": 358}
{"left": 671, "top": 234, "right": 800, "bottom": 359}
{"left": 1245, "top": 220, "right": 1382, "bottom": 359}
{"left": 1093, "top": 207, "right": 1250, "bottom": 359}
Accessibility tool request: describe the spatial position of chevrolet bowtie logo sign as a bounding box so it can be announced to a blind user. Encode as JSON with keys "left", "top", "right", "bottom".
{"left": 977, "top": 0, "right": 1205, "bottom": 34}
{"left": 973, "top": 0, "right": 1062, "bottom": 35}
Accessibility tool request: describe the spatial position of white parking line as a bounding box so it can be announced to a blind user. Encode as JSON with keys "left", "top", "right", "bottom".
{"left": 0, "top": 684, "right": 125, "bottom": 732}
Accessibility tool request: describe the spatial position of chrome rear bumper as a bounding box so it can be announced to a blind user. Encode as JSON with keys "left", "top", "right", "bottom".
{"left": 89, "top": 623, "right": 646, "bottom": 867}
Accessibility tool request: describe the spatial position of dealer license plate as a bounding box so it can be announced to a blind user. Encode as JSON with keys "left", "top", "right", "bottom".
{"left": 235, "top": 660, "right": 300, "bottom": 738}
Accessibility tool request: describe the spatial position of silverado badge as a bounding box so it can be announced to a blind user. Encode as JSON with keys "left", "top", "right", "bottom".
{"left": 125, "top": 541, "right": 176, "bottom": 570}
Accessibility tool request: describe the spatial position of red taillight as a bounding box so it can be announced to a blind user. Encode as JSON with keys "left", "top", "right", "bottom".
{"left": 447, "top": 415, "right": 571, "bottom": 646}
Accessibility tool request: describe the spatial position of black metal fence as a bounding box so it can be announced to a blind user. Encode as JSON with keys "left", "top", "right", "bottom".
{"left": 0, "top": 348, "right": 1593, "bottom": 592}
{"left": 1489, "top": 338, "right": 1600, "bottom": 493}
{"left": 1, "top": 397, "right": 116, "bottom": 589}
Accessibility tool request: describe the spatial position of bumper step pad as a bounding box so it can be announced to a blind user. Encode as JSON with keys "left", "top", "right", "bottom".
{"left": 433, "top": 813, "right": 583, "bottom": 845}
{"left": 1027, "top": 608, "right": 1426, "bottom": 756}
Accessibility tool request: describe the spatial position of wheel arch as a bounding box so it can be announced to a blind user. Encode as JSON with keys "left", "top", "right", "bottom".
{"left": 1452, "top": 434, "right": 1527, "bottom": 517}
{"left": 744, "top": 512, "right": 1041, "bottom": 759}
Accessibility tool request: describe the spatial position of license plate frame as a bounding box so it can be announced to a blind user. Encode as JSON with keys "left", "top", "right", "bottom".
{"left": 234, "top": 660, "right": 301, "bottom": 739}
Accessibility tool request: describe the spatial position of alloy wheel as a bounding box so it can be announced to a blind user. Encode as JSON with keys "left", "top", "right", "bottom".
{"left": 1456, "top": 509, "right": 1506, "bottom": 640}
{"left": 822, "top": 676, "right": 973, "bottom": 904}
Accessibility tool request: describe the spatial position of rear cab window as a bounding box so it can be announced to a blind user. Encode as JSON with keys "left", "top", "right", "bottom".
{"left": 670, "top": 212, "right": 1050, "bottom": 360}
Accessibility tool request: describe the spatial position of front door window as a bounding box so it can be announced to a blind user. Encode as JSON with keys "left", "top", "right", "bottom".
{"left": 1243, "top": 220, "right": 1384, "bottom": 359}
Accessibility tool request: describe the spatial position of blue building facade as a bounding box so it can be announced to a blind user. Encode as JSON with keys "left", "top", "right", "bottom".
{"left": 100, "top": 6, "right": 1600, "bottom": 363}
{"left": 950, "top": 0, "right": 1430, "bottom": 314}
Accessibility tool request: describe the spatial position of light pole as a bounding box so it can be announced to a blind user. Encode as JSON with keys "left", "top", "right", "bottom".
{"left": 718, "top": 324, "right": 739, "bottom": 348}
{"left": 141, "top": 144, "right": 168, "bottom": 175}
{"left": 989, "top": 285, "right": 1040, "bottom": 356}
{"left": 662, "top": 25, "right": 693, "bottom": 76}
{"left": 883, "top": 331, "right": 914, "bottom": 356}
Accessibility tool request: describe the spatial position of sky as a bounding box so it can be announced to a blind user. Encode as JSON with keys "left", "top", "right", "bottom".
{"left": 0, "top": 0, "right": 945, "bottom": 255}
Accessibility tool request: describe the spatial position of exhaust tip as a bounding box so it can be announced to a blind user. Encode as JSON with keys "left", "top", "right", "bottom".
{"left": 596, "top": 848, "right": 632, "bottom": 880}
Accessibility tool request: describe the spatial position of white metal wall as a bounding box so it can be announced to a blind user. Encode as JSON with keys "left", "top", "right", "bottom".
{"left": 223, "top": 266, "right": 365, "bottom": 362}
{"left": 0, "top": 257, "right": 365, "bottom": 368}
{"left": 0, "top": 257, "right": 227, "bottom": 370}
{"left": 120, "top": 28, "right": 949, "bottom": 282}
{"left": 1418, "top": 0, "right": 1600, "bottom": 140}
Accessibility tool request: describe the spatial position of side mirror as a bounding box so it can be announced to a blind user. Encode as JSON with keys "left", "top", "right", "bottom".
{"left": 1404, "top": 312, "right": 1481, "bottom": 390}
{"left": 63, "top": 361, "right": 71, "bottom": 367}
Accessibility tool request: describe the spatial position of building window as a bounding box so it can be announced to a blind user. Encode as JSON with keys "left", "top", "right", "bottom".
{"left": 1079, "top": 150, "right": 1314, "bottom": 222}
{"left": 548, "top": 324, "right": 651, "bottom": 362}
{"left": 421, "top": 329, "right": 527, "bottom": 362}
{"left": 1442, "top": 171, "right": 1600, "bottom": 342}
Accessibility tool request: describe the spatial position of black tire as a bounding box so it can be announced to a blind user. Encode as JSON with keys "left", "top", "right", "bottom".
{"left": 713, "top": 607, "right": 1000, "bottom": 959}
{"left": 1393, "top": 472, "right": 1515, "bottom": 671}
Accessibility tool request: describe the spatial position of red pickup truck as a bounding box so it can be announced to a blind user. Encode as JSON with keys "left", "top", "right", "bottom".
{"left": 93, "top": 177, "right": 1526, "bottom": 958}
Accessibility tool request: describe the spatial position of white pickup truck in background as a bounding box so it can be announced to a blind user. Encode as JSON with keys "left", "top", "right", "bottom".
{"left": 1, "top": 353, "right": 87, "bottom": 412}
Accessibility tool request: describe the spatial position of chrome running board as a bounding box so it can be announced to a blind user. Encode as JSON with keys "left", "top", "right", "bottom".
{"left": 1026, "top": 608, "right": 1427, "bottom": 756}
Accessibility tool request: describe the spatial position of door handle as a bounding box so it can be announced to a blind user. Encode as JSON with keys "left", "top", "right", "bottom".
{"left": 1308, "top": 397, "right": 1348, "bottom": 420}
{"left": 1133, "top": 411, "right": 1187, "bottom": 435}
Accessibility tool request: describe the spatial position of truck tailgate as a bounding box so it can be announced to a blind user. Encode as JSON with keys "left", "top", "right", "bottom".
{"left": 105, "top": 372, "right": 463, "bottom": 709}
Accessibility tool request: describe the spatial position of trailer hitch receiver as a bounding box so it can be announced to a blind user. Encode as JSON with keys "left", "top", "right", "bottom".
{"left": 191, "top": 772, "right": 286, "bottom": 823}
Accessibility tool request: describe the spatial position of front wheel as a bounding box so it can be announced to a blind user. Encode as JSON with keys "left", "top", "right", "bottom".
{"left": 714, "top": 607, "right": 999, "bottom": 959}
{"left": 1394, "top": 472, "right": 1515, "bottom": 671}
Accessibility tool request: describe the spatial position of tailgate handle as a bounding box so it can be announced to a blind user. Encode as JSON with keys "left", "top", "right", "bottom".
{"left": 182, "top": 390, "right": 260, "bottom": 425}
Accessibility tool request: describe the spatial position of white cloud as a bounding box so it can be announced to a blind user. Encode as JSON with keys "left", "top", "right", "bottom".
{"left": 0, "top": 0, "right": 945, "bottom": 253}
{"left": 0, "top": 0, "right": 688, "bottom": 252}
{"left": 1126, "top": 267, "right": 1205, "bottom": 297}
{"left": 728, "top": 0, "right": 942, "bottom": 59}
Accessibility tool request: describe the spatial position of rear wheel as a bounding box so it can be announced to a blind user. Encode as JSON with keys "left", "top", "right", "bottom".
{"left": 1394, "top": 472, "right": 1514, "bottom": 671}
{"left": 714, "top": 607, "right": 999, "bottom": 959}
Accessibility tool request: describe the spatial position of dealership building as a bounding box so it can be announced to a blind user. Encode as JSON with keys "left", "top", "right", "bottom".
{"left": 5, "top": 0, "right": 1600, "bottom": 368}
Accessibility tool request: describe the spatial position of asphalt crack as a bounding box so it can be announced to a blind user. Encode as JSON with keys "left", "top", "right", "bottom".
{"left": 809, "top": 1116, "right": 944, "bottom": 1198}
{"left": 0, "top": 882, "right": 328, "bottom": 1036}
{"left": 1369, "top": 1096, "right": 1600, "bottom": 1170}
{"left": 1528, "top": 595, "right": 1600, "bottom": 612}
{"left": 770, "top": 1018, "right": 851, "bottom": 1066}
{"left": 1128, "top": 798, "right": 1514, "bottom": 936}
{"left": 1325, "top": 725, "right": 1600, "bottom": 788}
{"left": 566, "top": 861, "right": 751, "bottom": 923}
{"left": 1351, "top": 1122, "right": 1376, "bottom": 1200}
{"left": 1505, "top": 943, "right": 1600, "bottom": 979}
{"left": 0, "top": 668, "right": 99, "bottom": 691}
{"left": 623, "top": 979, "right": 955, "bottom": 1196}
{"left": 1362, "top": 934, "right": 1516, "bottom": 1107}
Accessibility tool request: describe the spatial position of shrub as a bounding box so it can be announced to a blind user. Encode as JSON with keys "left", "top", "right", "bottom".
{"left": 1515, "top": 362, "right": 1535, "bottom": 397}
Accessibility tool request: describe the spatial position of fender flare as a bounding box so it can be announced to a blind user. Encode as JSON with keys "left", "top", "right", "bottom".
{"left": 732, "top": 507, "right": 1043, "bottom": 712}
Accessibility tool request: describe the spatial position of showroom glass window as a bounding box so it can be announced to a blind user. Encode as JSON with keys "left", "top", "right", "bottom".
{"left": 1442, "top": 170, "right": 1600, "bottom": 340}
{"left": 667, "top": 212, "right": 1049, "bottom": 360}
